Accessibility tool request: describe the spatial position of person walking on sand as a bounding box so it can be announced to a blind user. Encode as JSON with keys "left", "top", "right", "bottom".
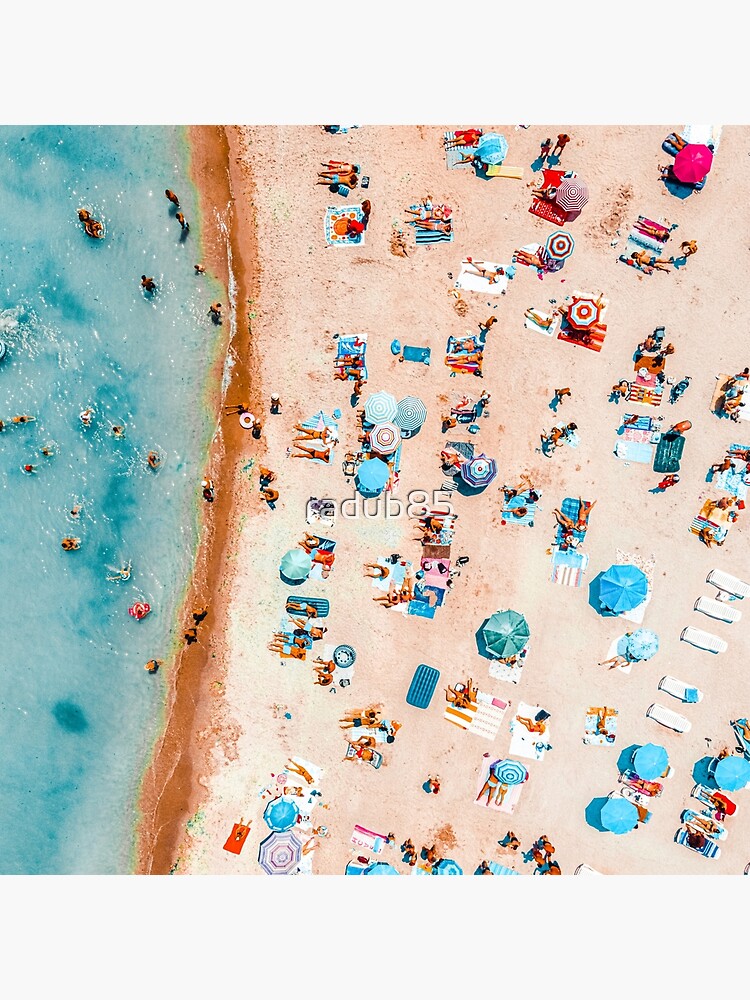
{"left": 551, "top": 133, "right": 571, "bottom": 157}
{"left": 539, "top": 137, "right": 552, "bottom": 160}
{"left": 270, "top": 393, "right": 282, "bottom": 414}
{"left": 194, "top": 263, "right": 206, "bottom": 274}
{"left": 184, "top": 627, "right": 199, "bottom": 645}
{"left": 165, "top": 189, "right": 180, "bottom": 207}
{"left": 261, "top": 485, "right": 279, "bottom": 508}
{"left": 192, "top": 607, "right": 208, "bottom": 625}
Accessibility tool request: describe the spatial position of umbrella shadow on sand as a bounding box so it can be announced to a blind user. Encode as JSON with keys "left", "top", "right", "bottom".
{"left": 616, "top": 744, "right": 640, "bottom": 775}
{"left": 475, "top": 619, "right": 494, "bottom": 660}
{"left": 454, "top": 478, "right": 492, "bottom": 498}
{"left": 587, "top": 572, "right": 619, "bottom": 618}
{"left": 692, "top": 755, "right": 717, "bottom": 788}
{"left": 280, "top": 571, "right": 309, "bottom": 587}
{"left": 585, "top": 797, "right": 610, "bottom": 832}
{"left": 662, "top": 177, "right": 696, "bottom": 200}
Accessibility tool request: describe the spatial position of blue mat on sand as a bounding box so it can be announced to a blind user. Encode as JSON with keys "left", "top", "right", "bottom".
{"left": 501, "top": 492, "right": 537, "bottom": 527}
{"left": 555, "top": 497, "right": 587, "bottom": 546}
{"left": 402, "top": 345, "right": 431, "bottom": 364}
{"left": 415, "top": 228, "right": 454, "bottom": 244}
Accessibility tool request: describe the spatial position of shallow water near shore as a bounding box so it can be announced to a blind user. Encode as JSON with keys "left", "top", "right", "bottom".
{"left": 0, "top": 126, "right": 218, "bottom": 873}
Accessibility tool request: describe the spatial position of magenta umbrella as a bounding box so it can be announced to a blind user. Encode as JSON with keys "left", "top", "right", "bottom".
{"left": 673, "top": 144, "right": 713, "bottom": 184}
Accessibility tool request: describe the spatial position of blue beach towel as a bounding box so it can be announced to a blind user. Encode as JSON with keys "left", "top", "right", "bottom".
{"left": 501, "top": 492, "right": 537, "bottom": 527}
{"left": 402, "top": 345, "right": 431, "bottom": 364}
{"left": 415, "top": 228, "right": 454, "bottom": 244}
{"left": 615, "top": 439, "right": 655, "bottom": 464}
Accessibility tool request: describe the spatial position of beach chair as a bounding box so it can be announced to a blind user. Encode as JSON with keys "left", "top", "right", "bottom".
{"left": 658, "top": 675, "right": 703, "bottom": 703}
{"left": 691, "top": 784, "right": 737, "bottom": 817}
{"left": 706, "top": 568, "right": 750, "bottom": 600}
{"left": 675, "top": 827, "right": 721, "bottom": 859}
{"left": 619, "top": 771, "right": 663, "bottom": 797}
{"left": 646, "top": 703, "right": 691, "bottom": 733}
{"left": 574, "top": 864, "right": 604, "bottom": 876}
{"left": 694, "top": 595, "right": 741, "bottom": 623}
{"left": 681, "top": 810, "right": 727, "bottom": 841}
{"left": 731, "top": 719, "right": 750, "bottom": 759}
{"left": 680, "top": 627, "right": 728, "bottom": 654}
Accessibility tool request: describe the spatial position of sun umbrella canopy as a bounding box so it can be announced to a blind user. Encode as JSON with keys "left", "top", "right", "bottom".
{"left": 263, "top": 796, "right": 300, "bottom": 832}
{"left": 632, "top": 744, "right": 669, "bottom": 781}
{"left": 599, "top": 564, "right": 648, "bottom": 614}
{"left": 433, "top": 859, "right": 463, "bottom": 875}
{"left": 601, "top": 797, "right": 639, "bottom": 834}
{"left": 369, "top": 421, "right": 400, "bottom": 455}
{"left": 258, "top": 831, "right": 302, "bottom": 874}
{"left": 475, "top": 132, "right": 508, "bottom": 165}
{"left": 460, "top": 454, "right": 498, "bottom": 488}
{"left": 483, "top": 610, "right": 530, "bottom": 658}
{"left": 555, "top": 177, "right": 589, "bottom": 212}
{"left": 362, "top": 862, "right": 400, "bottom": 875}
{"left": 544, "top": 230, "right": 575, "bottom": 262}
{"left": 490, "top": 759, "right": 529, "bottom": 786}
{"left": 567, "top": 294, "right": 604, "bottom": 331}
{"left": 712, "top": 755, "right": 750, "bottom": 792}
{"left": 626, "top": 629, "right": 660, "bottom": 661}
{"left": 395, "top": 395, "right": 427, "bottom": 432}
{"left": 355, "top": 457, "right": 390, "bottom": 497}
{"left": 280, "top": 549, "right": 313, "bottom": 581}
{"left": 364, "top": 390, "right": 398, "bottom": 424}
{"left": 673, "top": 143, "right": 713, "bottom": 184}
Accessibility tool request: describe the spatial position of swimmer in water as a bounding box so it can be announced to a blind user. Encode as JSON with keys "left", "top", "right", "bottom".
{"left": 111, "top": 425, "right": 125, "bottom": 439}
{"left": 147, "top": 450, "right": 162, "bottom": 469}
{"left": 12, "top": 415, "right": 36, "bottom": 424}
{"left": 61, "top": 537, "right": 81, "bottom": 551}
{"left": 80, "top": 407, "right": 94, "bottom": 427}
{"left": 40, "top": 442, "right": 56, "bottom": 457}
{"left": 144, "top": 659, "right": 163, "bottom": 673}
{"left": 22, "top": 464, "right": 38, "bottom": 474}
{"left": 106, "top": 560, "right": 132, "bottom": 582}
{"left": 69, "top": 504, "right": 82, "bottom": 520}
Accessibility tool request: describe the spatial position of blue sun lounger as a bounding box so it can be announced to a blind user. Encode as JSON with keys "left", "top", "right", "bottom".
{"left": 732, "top": 719, "right": 750, "bottom": 759}
{"left": 406, "top": 663, "right": 440, "bottom": 709}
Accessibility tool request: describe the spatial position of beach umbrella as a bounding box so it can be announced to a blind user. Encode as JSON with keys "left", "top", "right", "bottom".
{"left": 433, "top": 859, "right": 463, "bottom": 876}
{"left": 632, "top": 744, "right": 669, "bottom": 781}
{"left": 364, "top": 390, "right": 398, "bottom": 424}
{"left": 369, "top": 421, "right": 400, "bottom": 456}
{"left": 626, "top": 629, "right": 660, "bottom": 661}
{"left": 460, "top": 454, "right": 498, "bottom": 488}
{"left": 483, "top": 609, "right": 530, "bottom": 658}
{"left": 280, "top": 549, "right": 313, "bottom": 582}
{"left": 355, "top": 457, "right": 390, "bottom": 497}
{"left": 362, "top": 862, "right": 400, "bottom": 876}
{"left": 711, "top": 755, "right": 750, "bottom": 792}
{"left": 555, "top": 177, "right": 589, "bottom": 212}
{"left": 599, "top": 564, "right": 648, "bottom": 614}
{"left": 600, "top": 797, "right": 639, "bottom": 835}
{"left": 474, "top": 132, "right": 509, "bottom": 166}
{"left": 258, "top": 831, "right": 302, "bottom": 875}
{"left": 544, "top": 230, "right": 575, "bottom": 262}
{"left": 395, "top": 395, "right": 427, "bottom": 433}
{"left": 566, "top": 294, "right": 604, "bottom": 331}
{"left": 673, "top": 144, "right": 713, "bottom": 184}
{"left": 263, "top": 797, "right": 300, "bottom": 833}
{"left": 490, "top": 758, "right": 529, "bottom": 786}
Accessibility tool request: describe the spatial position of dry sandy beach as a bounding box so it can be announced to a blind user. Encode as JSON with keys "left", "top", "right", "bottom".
{"left": 138, "top": 125, "right": 750, "bottom": 876}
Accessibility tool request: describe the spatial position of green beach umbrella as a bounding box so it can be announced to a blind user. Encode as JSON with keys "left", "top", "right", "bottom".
{"left": 280, "top": 549, "right": 313, "bottom": 581}
{"left": 483, "top": 610, "right": 530, "bottom": 659}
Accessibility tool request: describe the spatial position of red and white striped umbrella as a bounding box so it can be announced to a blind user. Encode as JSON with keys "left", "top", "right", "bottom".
{"left": 544, "top": 230, "right": 575, "bottom": 261}
{"left": 369, "top": 421, "right": 400, "bottom": 455}
{"left": 555, "top": 178, "right": 589, "bottom": 212}
{"left": 567, "top": 295, "right": 603, "bottom": 331}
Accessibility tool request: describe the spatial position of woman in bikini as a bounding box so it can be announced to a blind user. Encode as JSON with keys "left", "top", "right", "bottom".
{"left": 293, "top": 424, "right": 335, "bottom": 443}
{"left": 298, "top": 532, "right": 322, "bottom": 553}
{"left": 463, "top": 259, "right": 505, "bottom": 284}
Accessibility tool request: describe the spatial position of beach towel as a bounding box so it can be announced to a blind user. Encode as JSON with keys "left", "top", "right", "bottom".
{"left": 421, "top": 557, "right": 451, "bottom": 591}
{"left": 615, "top": 549, "right": 655, "bottom": 625}
{"left": 554, "top": 496, "right": 589, "bottom": 548}
{"left": 444, "top": 690, "right": 510, "bottom": 741}
{"left": 488, "top": 641, "right": 529, "bottom": 685}
{"left": 557, "top": 322, "right": 606, "bottom": 353}
{"left": 369, "top": 556, "right": 410, "bottom": 592}
{"left": 619, "top": 413, "right": 655, "bottom": 435}
{"left": 529, "top": 198, "right": 568, "bottom": 226}
{"left": 482, "top": 861, "right": 521, "bottom": 875}
{"left": 223, "top": 822, "right": 251, "bottom": 855}
{"left": 509, "top": 702, "right": 550, "bottom": 761}
{"left": 474, "top": 767, "right": 525, "bottom": 814}
{"left": 711, "top": 460, "right": 749, "bottom": 500}
{"left": 682, "top": 123, "right": 722, "bottom": 153}
{"left": 626, "top": 382, "right": 663, "bottom": 407}
{"left": 324, "top": 205, "right": 366, "bottom": 246}
{"left": 513, "top": 242, "right": 545, "bottom": 271}
{"left": 335, "top": 333, "right": 368, "bottom": 381}
{"left": 293, "top": 411, "right": 339, "bottom": 465}
{"left": 443, "top": 131, "right": 476, "bottom": 170}
{"left": 524, "top": 309, "right": 559, "bottom": 337}
{"left": 350, "top": 825, "right": 387, "bottom": 854}
{"left": 634, "top": 216, "right": 671, "bottom": 243}
{"left": 583, "top": 707, "right": 619, "bottom": 746}
{"left": 415, "top": 227, "right": 453, "bottom": 245}
{"left": 454, "top": 259, "right": 512, "bottom": 296}
{"left": 500, "top": 491, "right": 538, "bottom": 527}
{"left": 402, "top": 345, "right": 431, "bottom": 364}
{"left": 615, "top": 439, "right": 655, "bottom": 464}
{"left": 550, "top": 547, "right": 589, "bottom": 587}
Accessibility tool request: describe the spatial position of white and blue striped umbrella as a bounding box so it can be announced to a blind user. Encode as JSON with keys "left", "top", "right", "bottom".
{"left": 490, "top": 758, "right": 528, "bottom": 785}
{"left": 433, "top": 858, "right": 463, "bottom": 875}
{"left": 364, "top": 390, "right": 398, "bottom": 424}
{"left": 395, "top": 395, "right": 428, "bottom": 432}
{"left": 475, "top": 132, "right": 509, "bottom": 165}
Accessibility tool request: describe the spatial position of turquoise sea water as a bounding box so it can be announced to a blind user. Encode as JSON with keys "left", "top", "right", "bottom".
{"left": 0, "top": 126, "right": 220, "bottom": 873}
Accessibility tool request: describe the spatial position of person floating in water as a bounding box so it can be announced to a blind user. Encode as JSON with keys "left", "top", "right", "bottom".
{"left": 111, "top": 425, "right": 125, "bottom": 439}
{"left": 80, "top": 407, "right": 94, "bottom": 427}
{"left": 12, "top": 414, "right": 36, "bottom": 424}
{"left": 61, "top": 537, "right": 81, "bottom": 551}
{"left": 145, "top": 659, "right": 163, "bottom": 673}
{"left": 78, "top": 209, "right": 104, "bottom": 239}
{"left": 194, "top": 263, "right": 206, "bottom": 274}
{"left": 22, "top": 464, "right": 37, "bottom": 474}
{"left": 69, "top": 504, "right": 83, "bottom": 520}
{"left": 141, "top": 275, "right": 157, "bottom": 293}
{"left": 40, "top": 442, "right": 56, "bottom": 457}
{"left": 106, "top": 560, "right": 132, "bottom": 582}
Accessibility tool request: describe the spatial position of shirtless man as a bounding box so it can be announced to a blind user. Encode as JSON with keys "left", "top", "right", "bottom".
{"left": 710, "top": 457, "right": 732, "bottom": 475}
{"left": 289, "top": 616, "right": 327, "bottom": 640}
{"left": 631, "top": 249, "right": 672, "bottom": 272}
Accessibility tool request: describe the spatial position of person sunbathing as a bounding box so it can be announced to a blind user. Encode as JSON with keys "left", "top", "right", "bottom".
{"left": 289, "top": 616, "right": 327, "bottom": 640}
{"left": 317, "top": 173, "right": 359, "bottom": 188}
{"left": 524, "top": 307, "right": 553, "bottom": 329}
{"left": 513, "top": 248, "right": 544, "bottom": 268}
{"left": 687, "top": 815, "right": 721, "bottom": 837}
{"left": 269, "top": 643, "right": 307, "bottom": 660}
{"left": 552, "top": 508, "right": 576, "bottom": 532}
{"left": 313, "top": 664, "right": 334, "bottom": 686}
{"left": 635, "top": 217, "right": 670, "bottom": 240}
{"left": 515, "top": 715, "right": 546, "bottom": 735}
{"left": 446, "top": 350, "right": 483, "bottom": 365}
{"left": 312, "top": 548, "right": 335, "bottom": 567}
{"left": 363, "top": 562, "right": 389, "bottom": 579}
{"left": 531, "top": 184, "right": 557, "bottom": 201}
{"left": 698, "top": 525, "right": 719, "bottom": 548}
{"left": 373, "top": 582, "right": 401, "bottom": 607}
{"left": 298, "top": 532, "right": 322, "bottom": 553}
{"left": 320, "top": 160, "right": 359, "bottom": 173}
{"left": 345, "top": 736, "right": 377, "bottom": 762}
{"left": 440, "top": 448, "right": 464, "bottom": 470}
{"left": 733, "top": 719, "right": 750, "bottom": 742}
{"left": 413, "top": 218, "right": 452, "bottom": 233}
{"left": 463, "top": 259, "right": 505, "bottom": 284}
{"left": 445, "top": 129, "right": 483, "bottom": 148}
{"left": 340, "top": 707, "right": 381, "bottom": 729}
{"left": 576, "top": 498, "right": 596, "bottom": 529}
{"left": 446, "top": 679, "right": 477, "bottom": 709}
{"left": 401, "top": 838, "right": 418, "bottom": 865}
{"left": 631, "top": 250, "right": 672, "bottom": 272}
{"left": 404, "top": 200, "right": 435, "bottom": 219}
{"left": 270, "top": 632, "right": 307, "bottom": 649}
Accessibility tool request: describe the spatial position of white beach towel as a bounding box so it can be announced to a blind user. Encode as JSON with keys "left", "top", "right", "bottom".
{"left": 488, "top": 639, "right": 530, "bottom": 685}
{"left": 682, "top": 124, "right": 722, "bottom": 153}
{"left": 444, "top": 690, "right": 510, "bottom": 740}
{"left": 508, "top": 702, "right": 550, "bottom": 761}
{"left": 350, "top": 824, "right": 387, "bottom": 854}
{"left": 455, "top": 259, "right": 510, "bottom": 295}
{"left": 524, "top": 309, "right": 559, "bottom": 337}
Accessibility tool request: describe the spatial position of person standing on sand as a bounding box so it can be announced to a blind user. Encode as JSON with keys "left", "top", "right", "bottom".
{"left": 554, "top": 387, "right": 572, "bottom": 405}
{"left": 551, "top": 133, "right": 571, "bottom": 157}
{"left": 539, "top": 137, "right": 552, "bottom": 160}
{"left": 209, "top": 302, "right": 222, "bottom": 323}
{"left": 270, "top": 393, "right": 282, "bottom": 414}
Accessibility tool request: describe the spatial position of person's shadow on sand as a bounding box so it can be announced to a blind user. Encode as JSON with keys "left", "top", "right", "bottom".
{"left": 530, "top": 155, "right": 546, "bottom": 172}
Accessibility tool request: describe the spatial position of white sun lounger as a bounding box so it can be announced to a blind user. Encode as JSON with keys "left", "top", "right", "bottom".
{"left": 706, "top": 569, "right": 750, "bottom": 600}
{"left": 646, "top": 703, "right": 692, "bottom": 733}
{"left": 680, "top": 627, "right": 728, "bottom": 654}
{"left": 658, "top": 675, "right": 704, "bottom": 703}
{"left": 694, "top": 596, "right": 742, "bottom": 623}
{"left": 574, "top": 864, "right": 604, "bottom": 876}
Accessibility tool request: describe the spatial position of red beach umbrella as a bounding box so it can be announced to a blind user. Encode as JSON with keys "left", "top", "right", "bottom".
{"left": 673, "top": 144, "right": 713, "bottom": 184}
{"left": 555, "top": 178, "right": 589, "bottom": 212}
{"left": 567, "top": 295, "right": 603, "bottom": 331}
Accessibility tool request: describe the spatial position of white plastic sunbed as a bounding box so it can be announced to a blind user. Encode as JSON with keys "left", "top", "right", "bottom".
{"left": 694, "top": 596, "right": 742, "bottom": 623}
{"left": 646, "top": 703, "right": 692, "bottom": 733}
{"left": 658, "top": 675, "right": 704, "bottom": 703}
{"left": 680, "top": 627, "right": 728, "bottom": 654}
{"left": 706, "top": 569, "right": 750, "bottom": 600}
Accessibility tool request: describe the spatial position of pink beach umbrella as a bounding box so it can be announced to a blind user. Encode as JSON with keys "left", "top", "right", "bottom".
{"left": 555, "top": 178, "right": 589, "bottom": 213}
{"left": 673, "top": 144, "right": 713, "bottom": 184}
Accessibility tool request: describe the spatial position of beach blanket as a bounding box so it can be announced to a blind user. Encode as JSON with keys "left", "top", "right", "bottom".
{"left": 558, "top": 321, "right": 606, "bottom": 353}
{"left": 524, "top": 308, "right": 559, "bottom": 338}
{"left": 554, "top": 496, "right": 590, "bottom": 548}
{"left": 615, "top": 549, "right": 655, "bottom": 624}
{"left": 350, "top": 825, "right": 387, "bottom": 854}
{"left": 407, "top": 583, "right": 445, "bottom": 619}
{"left": 308, "top": 537, "right": 337, "bottom": 582}
{"left": 682, "top": 123, "right": 722, "bottom": 153}
{"left": 474, "top": 767, "right": 525, "bottom": 814}
{"left": 500, "top": 491, "right": 539, "bottom": 527}
{"left": 615, "top": 439, "right": 655, "bottom": 464}
{"left": 509, "top": 702, "right": 551, "bottom": 761}
{"left": 293, "top": 411, "right": 339, "bottom": 465}
{"left": 421, "top": 557, "right": 451, "bottom": 591}
{"left": 443, "top": 131, "right": 477, "bottom": 170}
{"left": 711, "top": 456, "right": 749, "bottom": 500}
{"left": 626, "top": 382, "right": 663, "bottom": 407}
{"left": 444, "top": 333, "right": 486, "bottom": 375}
{"left": 529, "top": 198, "right": 567, "bottom": 226}
{"left": 550, "top": 547, "right": 589, "bottom": 587}
{"left": 401, "top": 345, "right": 431, "bottom": 364}
{"left": 335, "top": 333, "right": 368, "bottom": 381}
{"left": 324, "top": 205, "right": 365, "bottom": 246}
{"left": 454, "top": 259, "right": 512, "bottom": 296}
{"left": 583, "top": 707, "right": 619, "bottom": 746}
{"left": 406, "top": 204, "right": 454, "bottom": 245}
{"left": 488, "top": 641, "right": 529, "bottom": 685}
{"left": 444, "top": 690, "right": 510, "bottom": 741}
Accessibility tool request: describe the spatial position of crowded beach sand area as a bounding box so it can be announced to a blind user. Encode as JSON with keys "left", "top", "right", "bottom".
{"left": 139, "top": 125, "right": 750, "bottom": 876}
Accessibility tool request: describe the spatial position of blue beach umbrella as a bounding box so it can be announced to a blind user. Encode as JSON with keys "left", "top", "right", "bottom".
{"left": 475, "top": 132, "right": 509, "bottom": 166}
{"left": 490, "top": 759, "right": 528, "bottom": 786}
{"left": 711, "top": 755, "right": 750, "bottom": 792}
{"left": 355, "top": 457, "right": 390, "bottom": 497}
{"left": 362, "top": 862, "right": 400, "bottom": 875}
{"left": 626, "top": 629, "right": 660, "bottom": 661}
{"left": 280, "top": 548, "right": 313, "bottom": 581}
{"left": 483, "top": 610, "right": 530, "bottom": 659}
{"left": 460, "top": 454, "right": 498, "bottom": 489}
{"left": 263, "top": 797, "right": 300, "bottom": 832}
{"left": 632, "top": 743, "right": 669, "bottom": 780}
{"left": 600, "top": 797, "right": 639, "bottom": 834}
{"left": 433, "top": 859, "right": 463, "bottom": 876}
{"left": 599, "top": 564, "right": 648, "bottom": 614}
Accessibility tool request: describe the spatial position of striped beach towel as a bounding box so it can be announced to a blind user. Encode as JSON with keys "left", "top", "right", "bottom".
{"left": 480, "top": 861, "right": 521, "bottom": 876}
{"left": 712, "top": 465, "right": 749, "bottom": 501}
{"left": 444, "top": 691, "right": 509, "bottom": 740}
{"left": 583, "top": 708, "right": 618, "bottom": 746}
{"left": 557, "top": 323, "right": 606, "bottom": 353}
{"left": 415, "top": 227, "right": 454, "bottom": 245}
{"left": 350, "top": 825, "right": 387, "bottom": 853}
{"left": 500, "top": 494, "right": 538, "bottom": 527}
{"left": 626, "top": 383, "right": 663, "bottom": 406}
{"left": 550, "top": 547, "right": 589, "bottom": 587}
